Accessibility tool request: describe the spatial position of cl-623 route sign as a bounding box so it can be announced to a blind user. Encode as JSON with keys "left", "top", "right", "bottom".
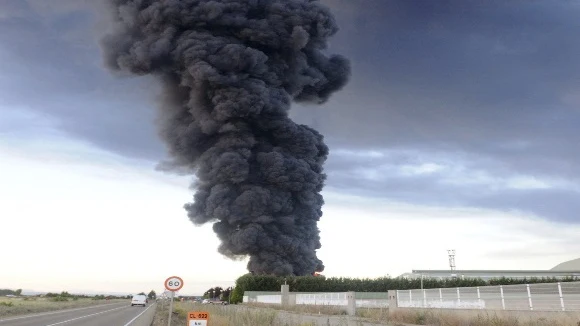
{"left": 187, "top": 311, "right": 209, "bottom": 326}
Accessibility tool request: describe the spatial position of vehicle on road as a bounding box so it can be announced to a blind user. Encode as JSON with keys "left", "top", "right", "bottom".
{"left": 131, "top": 294, "right": 148, "bottom": 307}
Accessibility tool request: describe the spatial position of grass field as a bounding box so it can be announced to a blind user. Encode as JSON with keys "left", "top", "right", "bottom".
{"left": 152, "top": 301, "right": 325, "bottom": 326}
{"left": 0, "top": 297, "right": 127, "bottom": 318}
{"left": 187, "top": 303, "right": 580, "bottom": 326}
{"left": 387, "top": 308, "right": 580, "bottom": 326}
{"left": 149, "top": 299, "right": 580, "bottom": 326}
{"left": 247, "top": 302, "right": 349, "bottom": 316}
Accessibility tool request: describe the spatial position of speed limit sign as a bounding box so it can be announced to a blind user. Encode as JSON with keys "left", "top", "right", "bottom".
{"left": 164, "top": 276, "right": 184, "bottom": 292}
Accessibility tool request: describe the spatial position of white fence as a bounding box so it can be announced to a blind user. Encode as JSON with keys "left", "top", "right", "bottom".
{"left": 295, "top": 292, "right": 347, "bottom": 306}
{"left": 243, "top": 281, "right": 580, "bottom": 312}
{"left": 253, "top": 294, "right": 281, "bottom": 304}
{"left": 396, "top": 281, "right": 580, "bottom": 311}
{"left": 244, "top": 291, "right": 388, "bottom": 308}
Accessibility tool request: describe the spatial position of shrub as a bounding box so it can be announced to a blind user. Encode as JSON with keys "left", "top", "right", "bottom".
{"left": 50, "top": 296, "right": 69, "bottom": 302}
{"left": 230, "top": 286, "right": 244, "bottom": 304}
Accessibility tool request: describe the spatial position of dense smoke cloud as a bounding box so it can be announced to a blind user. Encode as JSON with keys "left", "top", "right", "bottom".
{"left": 100, "top": 0, "right": 350, "bottom": 275}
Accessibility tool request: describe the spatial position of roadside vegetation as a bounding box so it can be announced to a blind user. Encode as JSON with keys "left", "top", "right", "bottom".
{"left": 151, "top": 300, "right": 327, "bottom": 326}
{"left": 387, "top": 309, "right": 580, "bottom": 326}
{"left": 153, "top": 301, "right": 277, "bottom": 326}
{"left": 153, "top": 300, "right": 579, "bottom": 326}
{"left": 246, "top": 302, "right": 348, "bottom": 316}
{"left": 0, "top": 290, "right": 128, "bottom": 318}
{"left": 249, "top": 304, "right": 580, "bottom": 326}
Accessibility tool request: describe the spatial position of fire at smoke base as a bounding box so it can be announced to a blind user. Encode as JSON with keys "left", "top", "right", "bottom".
{"left": 100, "top": 0, "right": 351, "bottom": 276}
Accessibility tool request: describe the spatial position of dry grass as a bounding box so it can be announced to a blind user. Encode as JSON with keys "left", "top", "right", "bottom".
{"left": 151, "top": 301, "right": 318, "bottom": 326}
{"left": 247, "top": 302, "right": 348, "bottom": 316}
{"left": 355, "top": 307, "right": 390, "bottom": 323}
{"left": 151, "top": 301, "right": 580, "bottom": 326}
{"left": 388, "top": 308, "right": 580, "bottom": 326}
{"left": 0, "top": 297, "right": 126, "bottom": 318}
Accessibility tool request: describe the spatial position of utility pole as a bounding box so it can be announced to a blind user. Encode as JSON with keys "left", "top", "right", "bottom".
{"left": 448, "top": 249, "right": 456, "bottom": 271}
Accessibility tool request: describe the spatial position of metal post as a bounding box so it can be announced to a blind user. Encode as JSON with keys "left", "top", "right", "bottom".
{"left": 557, "top": 282, "right": 565, "bottom": 311}
{"left": 422, "top": 289, "right": 427, "bottom": 307}
{"left": 500, "top": 285, "right": 505, "bottom": 310}
{"left": 456, "top": 287, "right": 460, "bottom": 305}
{"left": 167, "top": 291, "right": 174, "bottom": 326}
{"left": 477, "top": 287, "right": 481, "bottom": 309}
{"left": 439, "top": 288, "right": 443, "bottom": 303}
{"left": 526, "top": 284, "right": 533, "bottom": 311}
{"left": 409, "top": 289, "right": 412, "bottom": 305}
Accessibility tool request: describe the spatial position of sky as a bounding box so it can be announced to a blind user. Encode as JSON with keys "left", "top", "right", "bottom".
{"left": 1, "top": 0, "right": 580, "bottom": 296}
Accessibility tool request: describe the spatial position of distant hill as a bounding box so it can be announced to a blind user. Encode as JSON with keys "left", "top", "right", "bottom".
{"left": 551, "top": 258, "right": 580, "bottom": 271}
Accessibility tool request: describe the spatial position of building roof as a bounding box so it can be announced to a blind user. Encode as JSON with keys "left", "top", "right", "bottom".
{"left": 551, "top": 258, "right": 580, "bottom": 271}
{"left": 412, "top": 270, "right": 580, "bottom": 274}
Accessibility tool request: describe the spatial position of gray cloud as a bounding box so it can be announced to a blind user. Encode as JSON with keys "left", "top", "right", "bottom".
{"left": 324, "top": 149, "right": 580, "bottom": 223}
{"left": 2, "top": 0, "right": 580, "bottom": 225}
{"left": 0, "top": 0, "right": 164, "bottom": 158}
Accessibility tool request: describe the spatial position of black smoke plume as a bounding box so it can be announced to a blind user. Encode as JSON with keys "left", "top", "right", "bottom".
{"left": 100, "top": 0, "right": 350, "bottom": 276}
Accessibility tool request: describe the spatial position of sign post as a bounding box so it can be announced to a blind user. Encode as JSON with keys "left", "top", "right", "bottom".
{"left": 187, "top": 311, "right": 210, "bottom": 326}
{"left": 164, "top": 276, "right": 184, "bottom": 326}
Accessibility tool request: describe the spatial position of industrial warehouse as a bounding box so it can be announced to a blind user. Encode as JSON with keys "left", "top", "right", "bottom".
{"left": 401, "top": 252, "right": 580, "bottom": 280}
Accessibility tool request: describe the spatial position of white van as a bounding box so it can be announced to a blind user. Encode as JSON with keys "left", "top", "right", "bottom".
{"left": 131, "top": 294, "right": 148, "bottom": 307}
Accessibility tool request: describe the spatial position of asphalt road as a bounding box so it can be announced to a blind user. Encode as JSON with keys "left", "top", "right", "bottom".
{"left": 0, "top": 302, "right": 156, "bottom": 326}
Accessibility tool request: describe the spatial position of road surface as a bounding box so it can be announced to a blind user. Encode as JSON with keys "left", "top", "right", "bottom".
{"left": 0, "top": 302, "right": 156, "bottom": 326}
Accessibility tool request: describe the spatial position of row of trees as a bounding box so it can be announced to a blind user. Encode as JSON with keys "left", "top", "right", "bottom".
{"left": 45, "top": 291, "right": 130, "bottom": 300}
{"left": 203, "top": 286, "right": 233, "bottom": 301}
{"left": 228, "top": 274, "right": 580, "bottom": 304}
{"left": 0, "top": 289, "right": 22, "bottom": 296}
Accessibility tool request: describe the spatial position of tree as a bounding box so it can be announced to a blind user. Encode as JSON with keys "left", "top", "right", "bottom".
{"left": 221, "top": 287, "right": 233, "bottom": 301}
{"left": 230, "top": 286, "right": 243, "bottom": 304}
{"left": 214, "top": 287, "right": 223, "bottom": 298}
{"left": 203, "top": 288, "right": 214, "bottom": 299}
{"left": 137, "top": 292, "right": 146, "bottom": 296}
{"left": 147, "top": 290, "right": 156, "bottom": 300}
{"left": 15, "top": 289, "right": 22, "bottom": 296}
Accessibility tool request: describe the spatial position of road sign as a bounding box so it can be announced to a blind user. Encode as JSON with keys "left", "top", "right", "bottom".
{"left": 187, "top": 311, "right": 209, "bottom": 326}
{"left": 165, "top": 276, "right": 184, "bottom": 326}
{"left": 164, "top": 276, "right": 184, "bottom": 292}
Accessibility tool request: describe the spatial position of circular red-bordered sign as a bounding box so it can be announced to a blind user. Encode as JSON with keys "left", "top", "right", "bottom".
{"left": 164, "top": 276, "right": 184, "bottom": 292}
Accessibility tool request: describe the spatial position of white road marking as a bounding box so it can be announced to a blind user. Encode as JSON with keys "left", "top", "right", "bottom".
{"left": 44, "top": 306, "right": 126, "bottom": 326}
{"left": 0, "top": 303, "right": 122, "bottom": 322}
{"left": 123, "top": 303, "right": 156, "bottom": 326}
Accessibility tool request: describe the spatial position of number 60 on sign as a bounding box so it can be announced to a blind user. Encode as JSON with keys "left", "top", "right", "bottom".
{"left": 187, "top": 311, "right": 209, "bottom": 326}
{"left": 164, "top": 276, "right": 184, "bottom": 292}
